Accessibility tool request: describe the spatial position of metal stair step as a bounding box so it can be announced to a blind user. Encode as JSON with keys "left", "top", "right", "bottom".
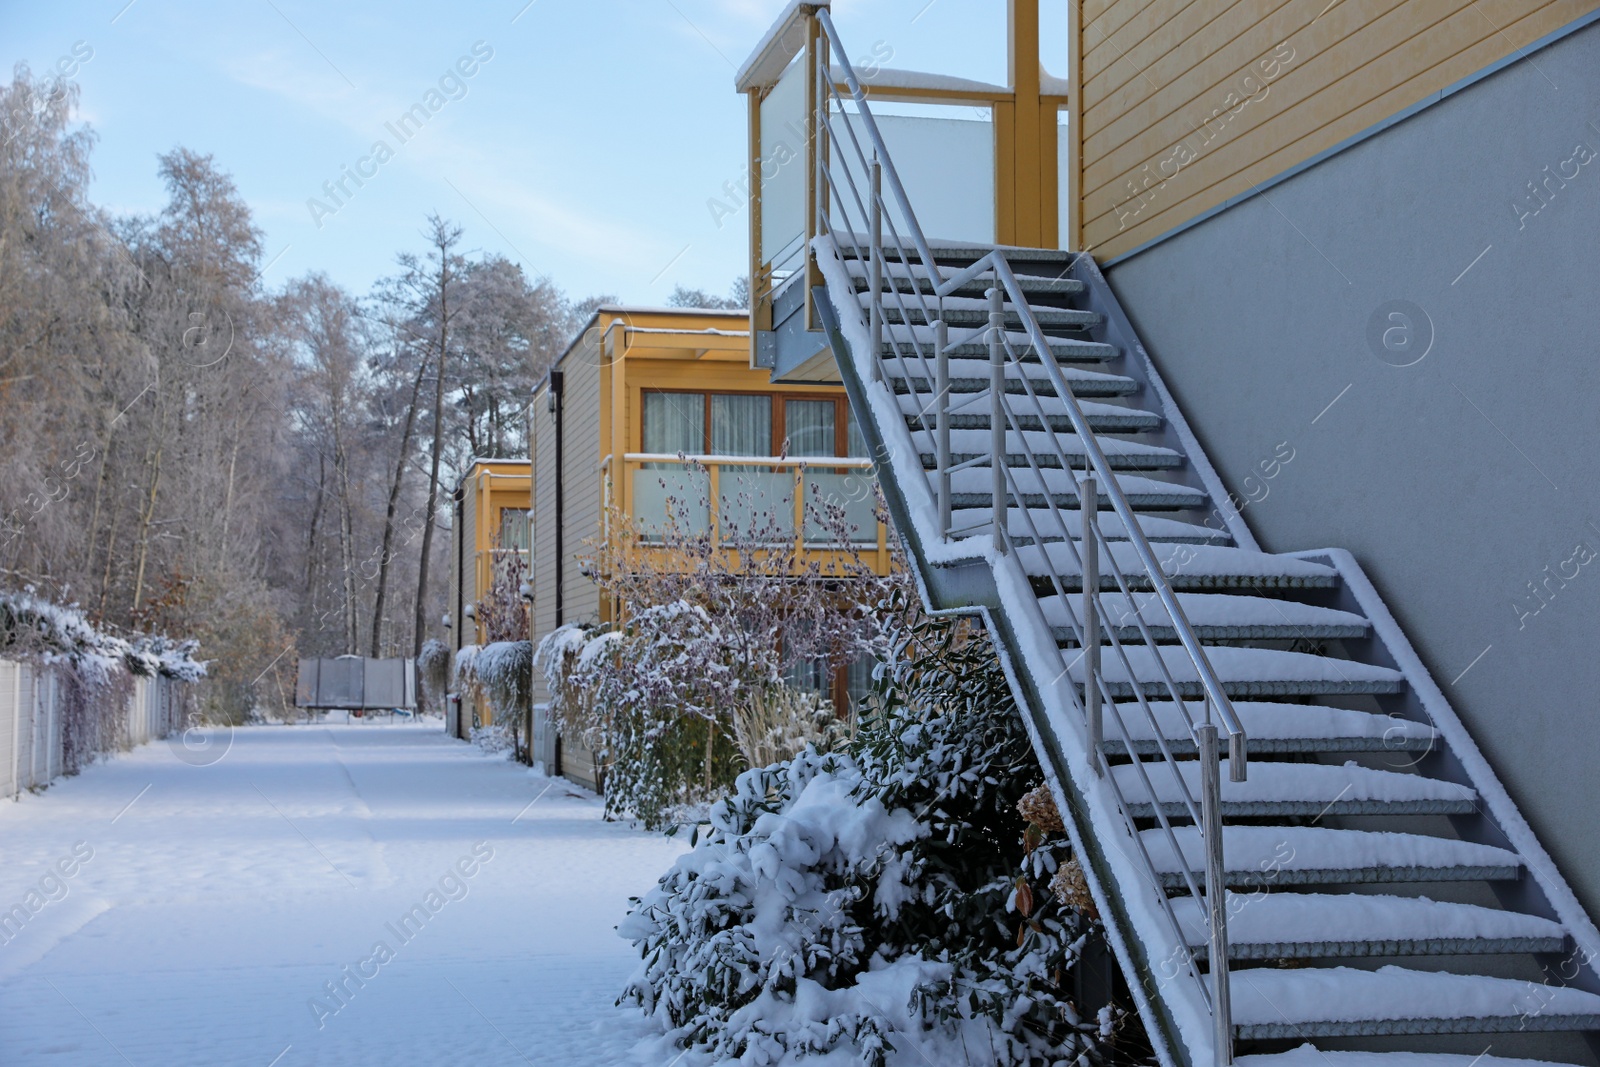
{"left": 1144, "top": 825, "right": 1523, "bottom": 888}
{"left": 1115, "top": 758, "right": 1475, "bottom": 819}
{"left": 1101, "top": 700, "right": 1436, "bottom": 756}
{"left": 878, "top": 303, "right": 1100, "bottom": 330}
{"left": 1175, "top": 892, "right": 1567, "bottom": 960}
{"left": 913, "top": 428, "right": 1183, "bottom": 472}
{"left": 952, "top": 507, "right": 1232, "bottom": 546}
{"left": 1040, "top": 591, "right": 1369, "bottom": 644}
{"left": 875, "top": 324, "right": 1117, "bottom": 361}
{"left": 836, "top": 236, "right": 1080, "bottom": 265}
{"left": 897, "top": 392, "right": 1165, "bottom": 433}
{"left": 936, "top": 467, "right": 1205, "bottom": 512}
{"left": 844, "top": 259, "right": 1084, "bottom": 297}
{"left": 1069, "top": 643, "right": 1404, "bottom": 699}
{"left": 1238, "top": 1046, "right": 1592, "bottom": 1067}
{"left": 884, "top": 359, "right": 1140, "bottom": 397}
{"left": 1229, "top": 965, "right": 1600, "bottom": 1037}
{"left": 1019, "top": 541, "right": 1340, "bottom": 591}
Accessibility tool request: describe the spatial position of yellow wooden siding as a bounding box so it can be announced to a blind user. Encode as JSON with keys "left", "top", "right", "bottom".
{"left": 1079, "top": 0, "right": 1597, "bottom": 258}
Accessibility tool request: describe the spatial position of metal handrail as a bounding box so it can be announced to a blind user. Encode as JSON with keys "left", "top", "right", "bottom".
{"left": 809, "top": 9, "right": 1239, "bottom": 1063}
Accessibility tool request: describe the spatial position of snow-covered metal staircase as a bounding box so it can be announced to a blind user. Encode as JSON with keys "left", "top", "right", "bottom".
{"left": 796, "top": 9, "right": 1600, "bottom": 1067}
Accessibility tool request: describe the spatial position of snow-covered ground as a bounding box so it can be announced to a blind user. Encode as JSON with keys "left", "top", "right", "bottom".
{"left": 0, "top": 722, "right": 687, "bottom": 1066}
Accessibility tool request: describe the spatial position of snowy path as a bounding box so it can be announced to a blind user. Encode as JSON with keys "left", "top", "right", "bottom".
{"left": 0, "top": 723, "right": 686, "bottom": 1066}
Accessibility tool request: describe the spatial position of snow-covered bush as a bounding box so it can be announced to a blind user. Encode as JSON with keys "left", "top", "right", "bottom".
{"left": 537, "top": 475, "right": 894, "bottom": 829}
{"left": 619, "top": 584, "right": 1121, "bottom": 1065}
{"left": 0, "top": 588, "right": 203, "bottom": 773}
{"left": 418, "top": 638, "right": 450, "bottom": 706}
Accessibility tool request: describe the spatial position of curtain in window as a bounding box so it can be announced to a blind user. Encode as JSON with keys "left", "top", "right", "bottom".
{"left": 785, "top": 398, "right": 835, "bottom": 457}
{"left": 846, "top": 407, "right": 867, "bottom": 457}
{"left": 710, "top": 394, "right": 772, "bottom": 457}
{"left": 498, "top": 508, "right": 530, "bottom": 552}
{"left": 642, "top": 392, "right": 705, "bottom": 455}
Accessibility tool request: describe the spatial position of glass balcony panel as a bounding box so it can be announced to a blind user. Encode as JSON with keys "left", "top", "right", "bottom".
{"left": 631, "top": 468, "right": 710, "bottom": 540}
{"left": 759, "top": 56, "right": 808, "bottom": 276}
{"left": 805, "top": 470, "right": 877, "bottom": 543}
{"left": 834, "top": 107, "right": 995, "bottom": 246}
{"left": 717, "top": 469, "right": 795, "bottom": 541}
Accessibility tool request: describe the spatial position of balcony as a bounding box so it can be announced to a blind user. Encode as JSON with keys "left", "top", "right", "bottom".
{"left": 603, "top": 452, "right": 890, "bottom": 573}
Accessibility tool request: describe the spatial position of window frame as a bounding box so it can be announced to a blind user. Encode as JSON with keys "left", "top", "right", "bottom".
{"left": 640, "top": 388, "right": 857, "bottom": 458}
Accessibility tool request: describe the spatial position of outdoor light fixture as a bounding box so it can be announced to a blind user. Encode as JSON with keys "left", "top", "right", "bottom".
{"left": 463, "top": 604, "right": 476, "bottom": 619}
{"left": 518, "top": 582, "right": 534, "bottom": 602}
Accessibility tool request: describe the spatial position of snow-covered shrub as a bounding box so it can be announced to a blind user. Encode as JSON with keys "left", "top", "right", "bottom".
{"left": 418, "top": 638, "right": 450, "bottom": 706}
{"left": 619, "top": 584, "right": 1120, "bottom": 1065}
{"left": 473, "top": 639, "right": 532, "bottom": 726}
{"left": 540, "top": 476, "right": 894, "bottom": 829}
{"left": 0, "top": 588, "right": 203, "bottom": 773}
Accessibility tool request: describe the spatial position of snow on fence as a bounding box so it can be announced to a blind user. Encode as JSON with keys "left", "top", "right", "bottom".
{"left": 0, "top": 658, "right": 187, "bottom": 798}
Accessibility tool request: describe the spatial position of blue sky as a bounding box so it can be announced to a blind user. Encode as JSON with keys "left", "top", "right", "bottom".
{"left": 3, "top": 0, "right": 1016, "bottom": 305}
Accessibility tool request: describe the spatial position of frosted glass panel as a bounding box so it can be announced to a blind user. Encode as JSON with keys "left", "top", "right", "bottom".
{"left": 759, "top": 57, "right": 808, "bottom": 274}
{"left": 718, "top": 470, "right": 794, "bottom": 539}
{"left": 838, "top": 111, "right": 994, "bottom": 245}
{"left": 805, "top": 471, "right": 877, "bottom": 543}
{"left": 632, "top": 469, "right": 709, "bottom": 539}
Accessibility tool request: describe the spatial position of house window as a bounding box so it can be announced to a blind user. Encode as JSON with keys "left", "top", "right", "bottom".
{"left": 641, "top": 390, "right": 861, "bottom": 459}
{"left": 499, "top": 508, "right": 530, "bottom": 561}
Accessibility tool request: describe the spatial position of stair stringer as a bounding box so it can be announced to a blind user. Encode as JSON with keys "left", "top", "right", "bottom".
{"left": 1293, "top": 548, "right": 1600, "bottom": 994}
{"left": 814, "top": 275, "right": 1211, "bottom": 1067}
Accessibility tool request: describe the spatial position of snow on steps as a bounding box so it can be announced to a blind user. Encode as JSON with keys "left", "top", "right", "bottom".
{"left": 1113, "top": 759, "right": 1477, "bottom": 818}
{"left": 895, "top": 390, "right": 1160, "bottom": 432}
{"left": 872, "top": 322, "right": 1118, "bottom": 360}
{"left": 1143, "top": 826, "right": 1522, "bottom": 888}
{"left": 861, "top": 289, "right": 1101, "bottom": 328}
{"left": 886, "top": 358, "right": 1141, "bottom": 396}
{"left": 1103, "top": 700, "right": 1436, "bottom": 755}
{"left": 843, "top": 258, "right": 1083, "bottom": 295}
{"left": 1069, "top": 644, "right": 1403, "bottom": 699}
{"left": 939, "top": 465, "right": 1203, "bottom": 510}
{"left": 1039, "top": 591, "right": 1370, "bottom": 643}
{"left": 912, "top": 426, "right": 1184, "bottom": 469}
{"left": 1017, "top": 541, "right": 1340, "bottom": 588}
{"left": 1172, "top": 893, "right": 1567, "bottom": 958}
{"left": 1229, "top": 966, "right": 1600, "bottom": 1037}
{"left": 953, "top": 506, "right": 1231, "bottom": 545}
{"left": 1241, "top": 1047, "right": 1589, "bottom": 1067}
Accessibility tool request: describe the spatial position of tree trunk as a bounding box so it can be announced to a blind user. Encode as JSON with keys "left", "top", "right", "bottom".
{"left": 332, "top": 407, "right": 359, "bottom": 655}
{"left": 370, "top": 351, "right": 428, "bottom": 658}
{"left": 413, "top": 242, "right": 453, "bottom": 663}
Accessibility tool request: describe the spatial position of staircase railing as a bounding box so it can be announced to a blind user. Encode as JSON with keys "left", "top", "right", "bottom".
{"left": 807, "top": 8, "right": 1245, "bottom": 1063}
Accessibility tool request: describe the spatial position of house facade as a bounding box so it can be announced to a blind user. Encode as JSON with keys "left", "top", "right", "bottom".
{"left": 526, "top": 305, "right": 890, "bottom": 789}
{"left": 445, "top": 458, "right": 530, "bottom": 741}
{"left": 737, "top": 2, "right": 1600, "bottom": 1066}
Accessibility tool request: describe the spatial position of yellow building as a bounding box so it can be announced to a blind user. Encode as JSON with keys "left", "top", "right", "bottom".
{"left": 446, "top": 458, "right": 530, "bottom": 740}
{"left": 526, "top": 305, "right": 890, "bottom": 789}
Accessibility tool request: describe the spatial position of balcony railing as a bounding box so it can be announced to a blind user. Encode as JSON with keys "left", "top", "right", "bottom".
{"left": 603, "top": 453, "right": 889, "bottom": 570}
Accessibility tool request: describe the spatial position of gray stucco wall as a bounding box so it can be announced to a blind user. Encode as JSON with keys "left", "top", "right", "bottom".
{"left": 1105, "top": 20, "right": 1600, "bottom": 913}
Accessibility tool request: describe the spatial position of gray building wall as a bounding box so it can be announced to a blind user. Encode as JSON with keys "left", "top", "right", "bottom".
{"left": 1104, "top": 19, "right": 1600, "bottom": 913}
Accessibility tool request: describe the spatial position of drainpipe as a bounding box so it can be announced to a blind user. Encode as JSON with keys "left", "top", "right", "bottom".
{"left": 550, "top": 370, "right": 565, "bottom": 628}
{"left": 453, "top": 485, "right": 465, "bottom": 739}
